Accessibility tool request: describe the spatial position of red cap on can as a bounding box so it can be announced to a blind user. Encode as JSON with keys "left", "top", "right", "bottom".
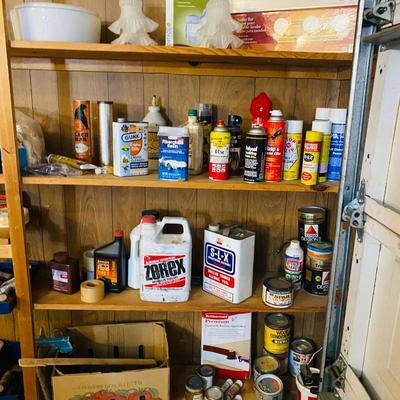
{"left": 115, "top": 230, "right": 124, "bottom": 238}
{"left": 142, "top": 215, "right": 156, "bottom": 224}
{"left": 216, "top": 119, "right": 225, "bottom": 126}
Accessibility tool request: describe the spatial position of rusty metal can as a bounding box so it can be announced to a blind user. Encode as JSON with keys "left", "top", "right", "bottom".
{"left": 73, "top": 99, "right": 92, "bottom": 163}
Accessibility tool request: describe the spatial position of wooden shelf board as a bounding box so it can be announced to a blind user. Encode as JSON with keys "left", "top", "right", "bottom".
{"left": 9, "top": 41, "right": 352, "bottom": 67}
{"left": 22, "top": 173, "right": 339, "bottom": 193}
{"left": 0, "top": 175, "right": 4, "bottom": 184}
{"left": 33, "top": 274, "right": 327, "bottom": 312}
{"left": 172, "top": 365, "right": 297, "bottom": 399}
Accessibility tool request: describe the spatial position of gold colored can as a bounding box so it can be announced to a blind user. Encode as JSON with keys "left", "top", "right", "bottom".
{"left": 264, "top": 313, "right": 291, "bottom": 355}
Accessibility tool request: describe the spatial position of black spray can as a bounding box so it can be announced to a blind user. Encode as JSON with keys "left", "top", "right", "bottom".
{"left": 244, "top": 125, "right": 266, "bottom": 183}
{"left": 228, "top": 115, "right": 243, "bottom": 176}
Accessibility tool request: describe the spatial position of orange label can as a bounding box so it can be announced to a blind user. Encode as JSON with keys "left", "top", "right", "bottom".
{"left": 73, "top": 100, "right": 92, "bottom": 163}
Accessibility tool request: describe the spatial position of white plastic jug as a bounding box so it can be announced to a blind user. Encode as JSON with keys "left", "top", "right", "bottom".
{"left": 130, "top": 216, "right": 192, "bottom": 302}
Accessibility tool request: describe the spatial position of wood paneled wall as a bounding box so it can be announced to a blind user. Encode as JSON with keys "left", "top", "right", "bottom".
{"left": 1, "top": 0, "right": 351, "bottom": 367}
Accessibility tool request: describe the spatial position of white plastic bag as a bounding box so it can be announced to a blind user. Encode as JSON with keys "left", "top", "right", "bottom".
{"left": 15, "top": 110, "right": 46, "bottom": 167}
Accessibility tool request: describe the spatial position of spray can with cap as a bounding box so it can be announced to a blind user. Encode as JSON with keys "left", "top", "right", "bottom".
{"left": 313, "top": 119, "right": 332, "bottom": 183}
{"left": 283, "top": 120, "right": 304, "bottom": 181}
{"left": 327, "top": 108, "right": 347, "bottom": 181}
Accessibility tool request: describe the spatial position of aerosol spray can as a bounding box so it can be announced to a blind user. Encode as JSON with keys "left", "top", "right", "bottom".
{"left": 301, "top": 131, "right": 323, "bottom": 186}
{"left": 283, "top": 120, "right": 304, "bottom": 181}
{"left": 265, "top": 110, "right": 287, "bottom": 182}
{"left": 209, "top": 120, "right": 230, "bottom": 180}
{"left": 327, "top": 108, "right": 347, "bottom": 181}
{"left": 244, "top": 125, "right": 266, "bottom": 183}
{"left": 98, "top": 101, "right": 113, "bottom": 172}
{"left": 73, "top": 100, "right": 92, "bottom": 163}
{"left": 228, "top": 115, "right": 243, "bottom": 176}
{"left": 312, "top": 119, "right": 332, "bottom": 183}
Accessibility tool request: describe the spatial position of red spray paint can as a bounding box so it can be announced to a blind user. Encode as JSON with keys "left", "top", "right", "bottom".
{"left": 265, "top": 110, "right": 287, "bottom": 182}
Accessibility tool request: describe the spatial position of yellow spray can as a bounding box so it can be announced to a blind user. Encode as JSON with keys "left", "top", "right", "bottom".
{"left": 283, "top": 120, "right": 304, "bottom": 181}
{"left": 301, "top": 131, "right": 323, "bottom": 186}
{"left": 312, "top": 120, "right": 332, "bottom": 183}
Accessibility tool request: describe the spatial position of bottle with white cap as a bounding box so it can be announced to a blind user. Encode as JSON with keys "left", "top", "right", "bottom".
{"left": 312, "top": 119, "right": 332, "bottom": 183}
{"left": 225, "top": 380, "right": 243, "bottom": 400}
{"left": 283, "top": 120, "right": 304, "bottom": 181}
{"left": 315, "top": 107, "right": 331, "bottom": 121}
{"left": 327, "top": 108, "right": 347, "bottom": 181}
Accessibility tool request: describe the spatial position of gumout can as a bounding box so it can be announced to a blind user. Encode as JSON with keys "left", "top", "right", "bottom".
{"left": 301, "top": 131, "right": 323, "bottom": 185}
{"left": 327, "top": 108, "right": 347, "bottom": 181}
{"left": 298, "top": 207, "right": 327, "bottom": 249}
{"left": 304, "top": 241, "right": 333, "bottom": 296}
{"left": 255, "top": 374, "right": 283, "bottom": 400}
{"left": 254, "top": 355, "right": 280, "bottom": 380}
{"left": 264, "top": 313, "right": 291, "bottom": 355}
{"left": 209, "top": 119, "right": 230, "bottom": 180}
{"left": 283, "top": 120, "right": 304, "bottom": 181}
{"left": 265, "top": 110, "right": 287, "bottom": 182}
{"left": 289, "top": 338, "right": 316, "bottom": 377}
{"left": 262, "top": 277, "right": 293, "bottom": 309}
{"left": 73, "top": 100, "right": 92, "bottom": 163}
{"left": 312, "top": 119, "right": 332, "bottom": 183}
{"left": 244, "top": 125, "right": 266, "bottom": 183}
{"left": 228, "top": 115, "right": 243, "bottom": 176}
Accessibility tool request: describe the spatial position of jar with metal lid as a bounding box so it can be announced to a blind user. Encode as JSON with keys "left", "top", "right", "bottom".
{"left": 204, "top": 386, "right": 223, "bottom": 400}
{"left": 298, "top": 206, "right": 327, "bottom": 248}
{"left": 196, "top": 364, "right": 215, "bottom": 389}
{"left": 262, "top": 277, "right": 294, "bottom": 308}
{"left": 264, "top": 313, "right": 291, "bottom": 355}
{"left": 185, "top": 374, "right": 204, "bottom": 400}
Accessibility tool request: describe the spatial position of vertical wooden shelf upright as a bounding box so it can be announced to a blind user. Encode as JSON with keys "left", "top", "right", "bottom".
{"left": 0, "top": 0, "right": 37, "bottom": 397}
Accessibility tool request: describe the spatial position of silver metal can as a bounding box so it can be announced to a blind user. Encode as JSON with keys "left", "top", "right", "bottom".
{"left": 255, "top": 374, "right": 283, "bottom": 400}
{"left": 289, "top": 338, "right": 316, "bottom": 377}
{"left": 98, "top": 101, "right": 113, "bottom": 169}
{"left": 204, "top": 385, "right": 223, "bottom": 400}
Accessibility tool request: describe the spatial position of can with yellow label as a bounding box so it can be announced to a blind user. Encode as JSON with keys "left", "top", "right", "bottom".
{"left": 312, "top": 120, "right": 332, "bottom": 183}
{"left": 301, "top": 130, "right": 323, "bottom": 186}
{"left": 209, "top": 119, "right": 230, "bottom": 180}
{"left": 283, "top": 120, "right": 304, "bottom": 181}
{"left": 264, "top": 313, "right": 291, "bottom": 354}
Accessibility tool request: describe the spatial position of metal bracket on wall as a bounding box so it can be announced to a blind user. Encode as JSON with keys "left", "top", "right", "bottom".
{"left": 323, "top": 355, "right": 348, "bottom": 399}
{"left": 342, "top": 179, "right": 366, "bottom": 242}
{"left": 364, "top": 0, "right": 396, "bottom": 26}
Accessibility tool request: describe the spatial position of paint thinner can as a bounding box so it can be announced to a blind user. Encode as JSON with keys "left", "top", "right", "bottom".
{"left": 304, "top": 241, "right": 333, "bottom": 296}
{"left": 265, "top": 110, "right": 287, "bottom": 182}
{"left": 244, "top": 125, "right": 266, "bottom": 183}
{"left": 301, "top": 130, "right": 323, "bottom": 186}
{"left": 298, "top": 207, "right": 327, "bottom": 249}
{"left": 254, "top": 355, "right": 280, "bottom": 380}
{"left": 73, "top": 99, "right": 92, "bottom": 163}
{"left": 255, "top": 374, "right": 283, "bottom": 400}
{"left": 327, "top": 108, "right": 347, "bottom": 181}
{"left": 289, "top": 338, "right": 316, "bottom": 377}
{"left": 262, "top": 277, "right": 293, "bottom": 309}
{"left": 209, "top": 119, "right": 230, "bottom": 180}
{"left": 264, "top": 313, "right": 291, "bottom": 355}
{"left": 283, "top": 120, "right": 303, "bottom": 181}
{"left": 98, "top": 101, "right": 113, "bottom": 171}
{"left": 312, "top": 119, "right": 332, "bottom": 183}
{"left": 228, "top": 115, "right": 243, "bottom": 176}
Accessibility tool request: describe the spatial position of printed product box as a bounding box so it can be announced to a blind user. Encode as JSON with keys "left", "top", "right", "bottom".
{"left": 201, "top": 312, "right": 251, "bottom": 379}
{"left": 36, "top": 322, "right": 169, "bottom": 400}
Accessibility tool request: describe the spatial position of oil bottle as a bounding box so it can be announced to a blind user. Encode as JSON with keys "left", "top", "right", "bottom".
{"left": 94, "top": 230, "right": 127, "bottom": 292}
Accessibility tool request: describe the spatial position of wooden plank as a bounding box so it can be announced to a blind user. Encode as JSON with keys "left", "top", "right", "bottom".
{"left": 0, "top": 1, "right": 37, "bottom": 397}
{"left": 0, "top": 312, "right": 16, "bottom": 340}
{"left": 11, "top": 69, "right": 32, "bottom": 116}
{"left": 20, "top": 357, "right": 157, "bottom": 367}
{"left": 0, "top": 244, "right": 12, "bottom": 257}
{"left": 143, "top": 73, "right": 169, "bottom": 120}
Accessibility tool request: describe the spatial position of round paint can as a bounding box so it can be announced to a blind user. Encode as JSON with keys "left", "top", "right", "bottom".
{"left": 264, "top": 313, "right": 291, "bottom": 355}
{"left": 289, "top": 338, "right": 316, "bottom": 377}
{"left": 298, "top": 207, "right": 326, "bottom": 248}
{"left": 254, "top": 355, "right": 280, "bottom": 380}
{"left": 255, "top": 374, "right": 283, "bottom": 400}
{"left": 204, "top": 385, "right": 223, "bottom": 400}
{"left": 262, "top": 349, "right": 288, "bottom": 375}
{"left": 262, "top": 277, "right": 294, "bottom": 308}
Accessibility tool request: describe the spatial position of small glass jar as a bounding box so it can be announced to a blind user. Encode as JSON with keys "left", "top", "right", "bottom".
{"left": 185, "top": 374, "right": 204, "bottom": 400}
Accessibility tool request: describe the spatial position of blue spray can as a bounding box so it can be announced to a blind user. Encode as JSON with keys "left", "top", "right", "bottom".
{"left": 327, "top": 108, "right": 347, "bottom": 181}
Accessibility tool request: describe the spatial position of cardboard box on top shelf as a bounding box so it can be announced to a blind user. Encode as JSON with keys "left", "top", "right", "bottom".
{"left": 166, "top": 0, "right": 358, "bottom": 53}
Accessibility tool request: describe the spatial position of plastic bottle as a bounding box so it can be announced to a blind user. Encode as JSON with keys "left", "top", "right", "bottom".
{"left": 225, "top": 380, "right": 243, "bottom": 400}
{"left": 312, "top": 119, "right": 332, "bottom": 183}
{"left": 327, "top": 108, "right": 348, "bottom": 181}
{"left": 94, "top": 230, "right": 127, "bottom": 293}
{"left": 184, "top": 109, "right": 204, "bottom": 175}
{"left": 220, "top": 378, "right": 234, "bottom": 393}
{"left": 284, "top": 240, "right": 304, "bottom": 291}
{"left": 143, "top": 95, "right": 167, "bottom": 171}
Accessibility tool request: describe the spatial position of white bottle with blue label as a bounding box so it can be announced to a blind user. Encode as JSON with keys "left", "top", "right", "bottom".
{"left": 327, "top": 108, "right": 347, "bottom": 181}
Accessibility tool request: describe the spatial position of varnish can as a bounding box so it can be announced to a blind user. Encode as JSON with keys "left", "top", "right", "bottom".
{"left": 265, "top": 110, "right": 287, "bottom": 182}
{"left": 304, "top": 241, "right": 332, "bottom": 296}
{"left": 298, "top": 207, "right": 327, "bottom": 248}
{"left": 289, "top": 338, "right": 316, "bottom": 377}
{"left": 283, "top": 120, "right": 304, "bottom": 181}
{"left": 262, "top": 277, "right": 293, "bottom": 309}
{"left": 264, "top": 313, "right": 291, "bottom": 355}
{"left": 209, "top": 119, "right": 230, "bottom": 180}
{"left": 73, "top": 99, "right": 92, "bottom": 163}
{"left": 301, "top": 130, "right": 323, "bottom": 186}
{"left": 254, "top": 355, "right": 280, "bottom": 380}
{"left": 255, "top": 374, "right": 283, "bottom": 400}
{"left": 204, "top": 386, "right": 223, "bottom": 400}
{"left": 244, "top": 125, "right": 266, "bottom": 183}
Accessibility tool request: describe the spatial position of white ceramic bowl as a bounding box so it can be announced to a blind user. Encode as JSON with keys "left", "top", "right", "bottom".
{"left": 11, "top": 2, "right": 101, "bottom": 42}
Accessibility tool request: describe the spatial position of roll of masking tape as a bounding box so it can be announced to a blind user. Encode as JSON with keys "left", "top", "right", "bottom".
{"left": 80, "top": 280, "right": 105, "bottom": 303}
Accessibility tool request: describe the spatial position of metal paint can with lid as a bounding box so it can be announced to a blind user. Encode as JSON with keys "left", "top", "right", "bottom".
{"left": 196, "top": 364, "right": 215, "bottom": 389}
{"left": 255, "top": 374, "right": 283, "bottom": 400}
{"left": 289, "top": 338, "right": 316, "bottom": 377}
{"left": 262, "top": 349, "right": 288, "bottom": 375}
{"left": 298, "top": 206, "right": 327, "bottom": 248}
{"left": 254, "top": 355, "right": 280, "bottom": 380}
{"left": 262, "top": 277, "right": 293, "bottom": 308}
{"left": 264, "top": 313, "right": 291, "bottom": 355}
{"left": 204, "top": 386, "right": 223, "bottom": 400}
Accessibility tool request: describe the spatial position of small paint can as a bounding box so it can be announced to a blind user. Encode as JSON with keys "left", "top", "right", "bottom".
{"left": 204, "top": 386, "right": 223, "bottom": 400}
{"left": 298, "top": 207, "right": 327, "bottom": 248}
{"left": 196, "top": 364, "right": 215, "bottom": 389}
{"left": 254, "top": 355, "right": 280, "bottom": 380}
{"left": 185, "top": 374, "right": 204, "bottom": 399}
{"left": 255, "top": 374, "right": 283, "bottom": 400}
{"left": 264, "top": 313, "right": 291, "bottom": 355}
{"left": 289, "top": 338, "right": 316, "bottom": 377}
{"left": 262, "top": 277, "right": 293, "bottom": 309}
{"left": 262, "top": 349, "right": 288, "bottom": 375}
{"left": 304, "top": 242, "right": 332, "bottom": 296}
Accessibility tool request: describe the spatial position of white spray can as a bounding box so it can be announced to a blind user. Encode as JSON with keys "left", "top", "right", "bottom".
{"left": 284, "top": 240, "right": 304, "bottom": 291}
